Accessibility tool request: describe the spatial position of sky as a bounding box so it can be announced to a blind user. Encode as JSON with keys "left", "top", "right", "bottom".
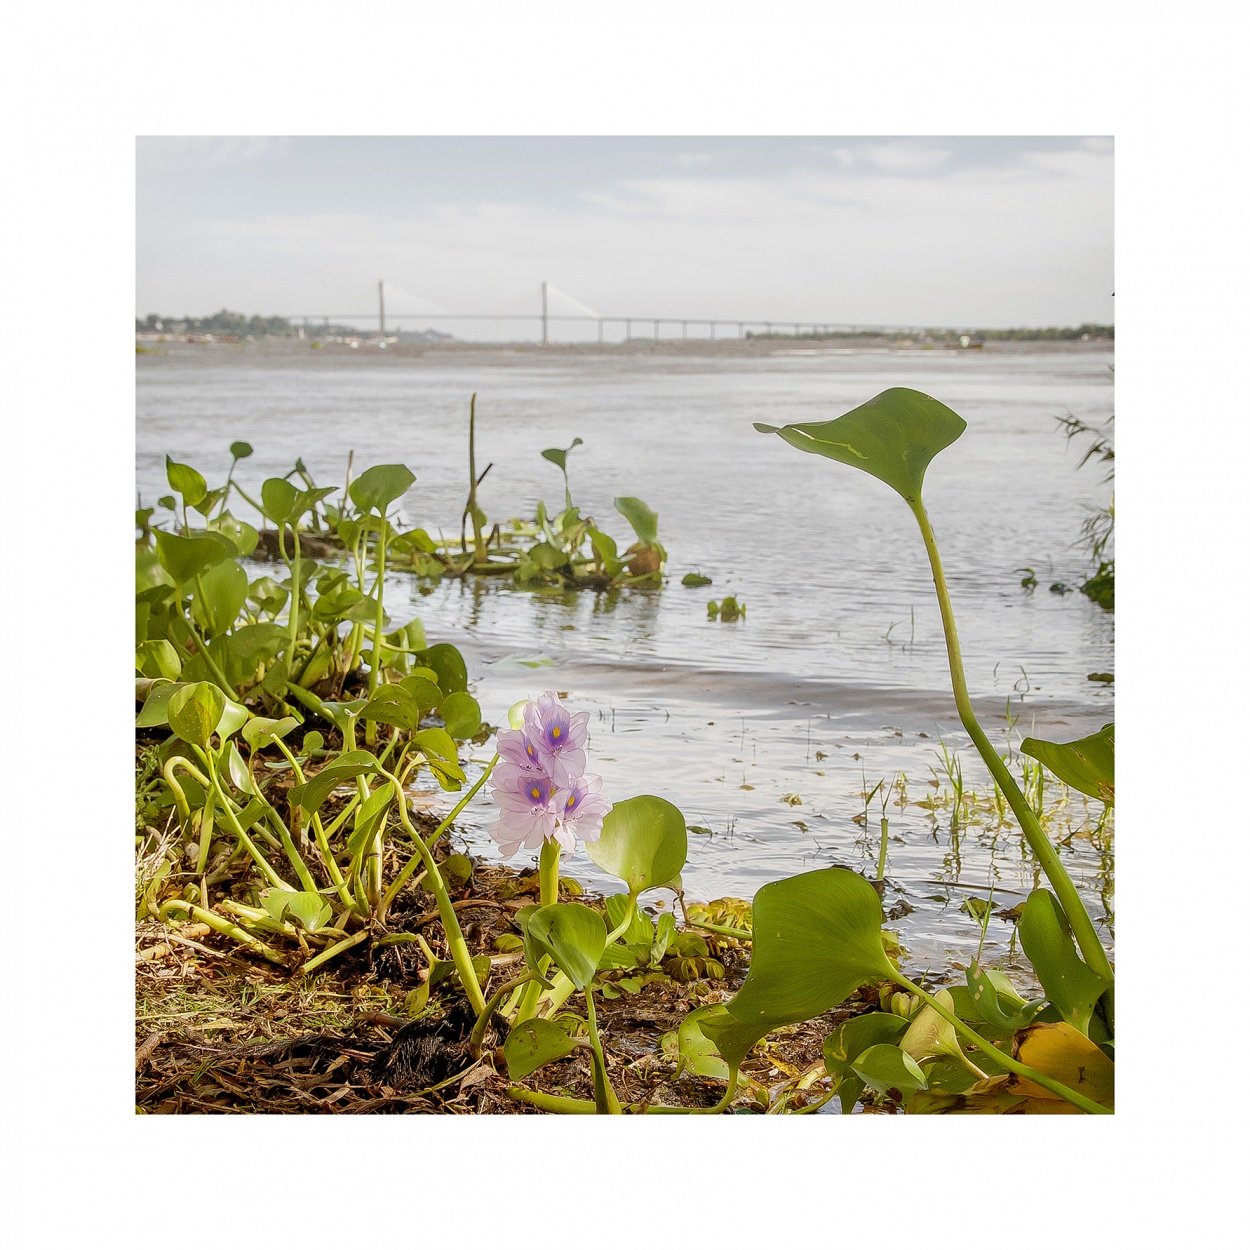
{"left": 137, "top": 136, "right": 1112, "bottom": 333}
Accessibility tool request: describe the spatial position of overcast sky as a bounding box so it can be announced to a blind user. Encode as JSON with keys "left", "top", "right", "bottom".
{"left": 137, "top": 136, "right": 1112, "bottom": 331}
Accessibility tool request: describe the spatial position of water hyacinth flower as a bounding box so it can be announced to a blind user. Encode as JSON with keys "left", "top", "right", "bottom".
{"left": 552, "top": 773, "right": 611, "bottom": 850}
{"left": 524, "top": 690, "right": 590, "bottom": 788}
{"left": 489, "top": 691, "right": 609, "bottom": 857}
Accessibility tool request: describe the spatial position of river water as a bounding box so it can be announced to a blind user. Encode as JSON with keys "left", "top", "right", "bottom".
{"left": 136, "top": 339, "right": 1114, "bottom": 972}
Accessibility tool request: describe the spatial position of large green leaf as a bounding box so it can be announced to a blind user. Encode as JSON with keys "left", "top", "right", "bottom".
{"left": 349, "top": 464, "right": 415, "bottom": 515}
{"left": 527, "top": 903, "right": 607, "bottom": 991}
{"left": 504, "top": 1018, "right": 579, "bottom": 1080}
{"left": 704, "top": 868, "right": 894, "bottom": 1071}
{"left": 754, "top": 386, "right": 967, "bottom": 504}
{"left": 414, "top": 643, "right": 468, "bottom": 695}
{"left": 167, "top": 681, "right": 226, "bottom": 747}
{"left": 1018, "top": 889, "right": 1113, "bottom": 1036}
{"left": 587, "top": 795, "right": 687, "bottom": 896}
{"left": 241, "top": 716, "right": 299, "bottom": 750}
{"left": 288, "top": 750, "right": 381, "bottom": 814}
{"left": 1020, "top": 723, "right": 1114, "bottom": 805}
{"left": 154, "top": 529, "right": 234, "bottom": 584}
{"left": 614, "top": 496, "right": 658, "bottom": 545}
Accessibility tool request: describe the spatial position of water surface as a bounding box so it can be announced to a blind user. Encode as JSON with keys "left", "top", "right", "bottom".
{"left": 137, "top": 341, "right": 1115, "bottom": 970}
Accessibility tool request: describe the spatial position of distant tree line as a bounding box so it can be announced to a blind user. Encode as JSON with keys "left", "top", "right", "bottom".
{"left": 136, "top": 309, "right": 358, "bottom": 337}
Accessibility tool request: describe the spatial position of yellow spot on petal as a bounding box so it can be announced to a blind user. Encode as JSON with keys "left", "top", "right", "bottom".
{"left": 530, "top": 787, "right": 541, "bottom": 799}
{"left": 552, "top": 726, "right": 561, "bottom": 738}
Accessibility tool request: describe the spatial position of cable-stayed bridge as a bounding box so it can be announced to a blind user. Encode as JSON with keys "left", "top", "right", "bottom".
{"left": 283, "top": 280, "right": 931, "bottom": 343}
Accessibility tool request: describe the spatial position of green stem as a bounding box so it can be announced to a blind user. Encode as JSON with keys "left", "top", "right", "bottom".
{"left": 538, "top": 837, "right": 560, "bottom": 906}
{"left": 174, "top": 594, "right": 235, "bottom": 696}
{"left": 158, "top": 900, "right": 286, "bottom": 963}
{"left": 285, "top": 523, "right": 302, "bottom": 673}
{"left": 515, "top": 837, "right": 563, "bottom": 1024}
{"left": 381, "top": 768, "right": 486, "bottom": 1015}
{"left": 889, "top": 970, "right": 1110, "bottom": 1114}
{"left": 909, "top": 499, "right": 1113, "bottom": 983}
{"left": 368, "top": 516, "right": 389, "bottom": 698}
{"left": 584, "top": 989, "right": 622, "bottom": 1114}
{"left": 378, "top": 754, "right": 498, "bottom": 923}
{"left": 469, "top": 970, "right": 542, "bottom": 1058}
{"left": 302, "top": 929, "right": 369, "bottom": 973}
{"left": 196, "top": 750, "right": 293, "bottom": 891}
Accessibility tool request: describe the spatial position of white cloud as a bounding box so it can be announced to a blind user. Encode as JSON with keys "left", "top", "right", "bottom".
{"left": 137, "top": 139, "right": 1112, "bottom": 328}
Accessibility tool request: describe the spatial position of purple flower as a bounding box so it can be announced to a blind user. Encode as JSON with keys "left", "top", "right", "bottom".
{"left": 524, "top": 690, "right": 590, "bottom": 788}
{"left": 487, "top": 691, "right": 611, "bottom": 858}
{"left": 551, "top": 773, "right": 611, "bottom": 850}
{"left": 489, "top": 770, "right": 561, "bottom": 858}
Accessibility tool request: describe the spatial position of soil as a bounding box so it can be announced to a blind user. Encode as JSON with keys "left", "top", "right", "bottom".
{"left": 135, "top": 853, "right": 877, "bottom": 1115}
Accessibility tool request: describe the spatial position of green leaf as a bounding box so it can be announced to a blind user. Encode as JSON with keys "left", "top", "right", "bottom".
{"left": 166, "top": 456, "right": 207, "bottom": 507}
{"left": 527, "top": 903, "right": 608, "bottom": 991}
{"left": 414, "top": 643, "right": 468, "bottom": 695}
{"left": 754, "top": 386, "right": 967, "bottom": 504}
{"left": 540, "top": 438, "right": 582, "bottom": 473}
{"left": 439, "top": 691, "right": 481, "bottom": 739}
{"left": 671, "top": 1005, "right": 732, "bottom": 1081}
{"left": 587, "top": 795, "right": 687, "bottom": 897}
{"left": 705, "top": 868, "right": 894, "bottom": 1071}
{"left": 241, "top": 716, "right": 299, "bottom": 750}
{"left": 360, "top": 684, "right": 423, "bottom": 730}
{"left": 209, "top": 512, "right": 259, "bottom": 558}
{"left": 264, "top": 889, "right": 332, "bottom": 932}
{"left": 154, "top": 530, "right": 234, "bottom": 584}
{"left": 167, "top": 681, "right": 226, "bottom": 747}
{"left": 603, "top": 894, "right": 655, "bottom": 947}
{"left": 136, "top": 679, "right": 178, "bottom": 727}
{"left": 412, "top": 727, "right": 459, "bottom": 763}
{"left": 347, "top": 783, "right": 393, "bottom": 857}
{"left": 681, "top": 572, "right": 713, "bottom": 587}
{"left": 852, "top": 1044, "right": 928, "bottom": 1099}
{"left": 230, "top": 440, "right": 254, "bottom": 460}
{"left": 614, "top": 496, "right": 658, "bottom": 545}
{"left": 225, "top": 740, "right": 255, "bottom": 794}
{"left": 967, "top": 962, "right": 1044, "bottom": 1031}
{"left": 504, "top": 1018, "right": 579, "bottom": 1080}
{"left": 1018, "top": 889, "right": 1113, "bottom": 1035}
{"left": 135, "top": 639, "right": 181, "bottom": 681}
{"left": 215, "top": 697, "right": 249, "bottom": 740}
{"left": 349, "top": 464, "right": 415, "bottom": 515}
{"left": 191, "top": 558, "right": 248, "bottom": 636}
{"left": 261, "top": 478, "right": 298, "bottom": 525}
{"left": 1020, "top": 723, "right": 1114, "bottom": 805}
{"left": 399, "top": 674, "right": 444, "bottom": 714}
{"left": 822, "top": 1012, "right": 910, "bottom": 1113}
{"left": 288, "top": 750, "right": 381, "bottom": 814}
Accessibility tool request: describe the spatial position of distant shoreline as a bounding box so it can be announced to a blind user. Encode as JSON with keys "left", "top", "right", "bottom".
{"left": 136, "top": 334, "right": 1113, "bottom": 361}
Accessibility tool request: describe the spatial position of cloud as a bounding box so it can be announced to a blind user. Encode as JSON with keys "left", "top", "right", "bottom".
{"left": 137, "top": 138, "right": 1112, "bottom": 328}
